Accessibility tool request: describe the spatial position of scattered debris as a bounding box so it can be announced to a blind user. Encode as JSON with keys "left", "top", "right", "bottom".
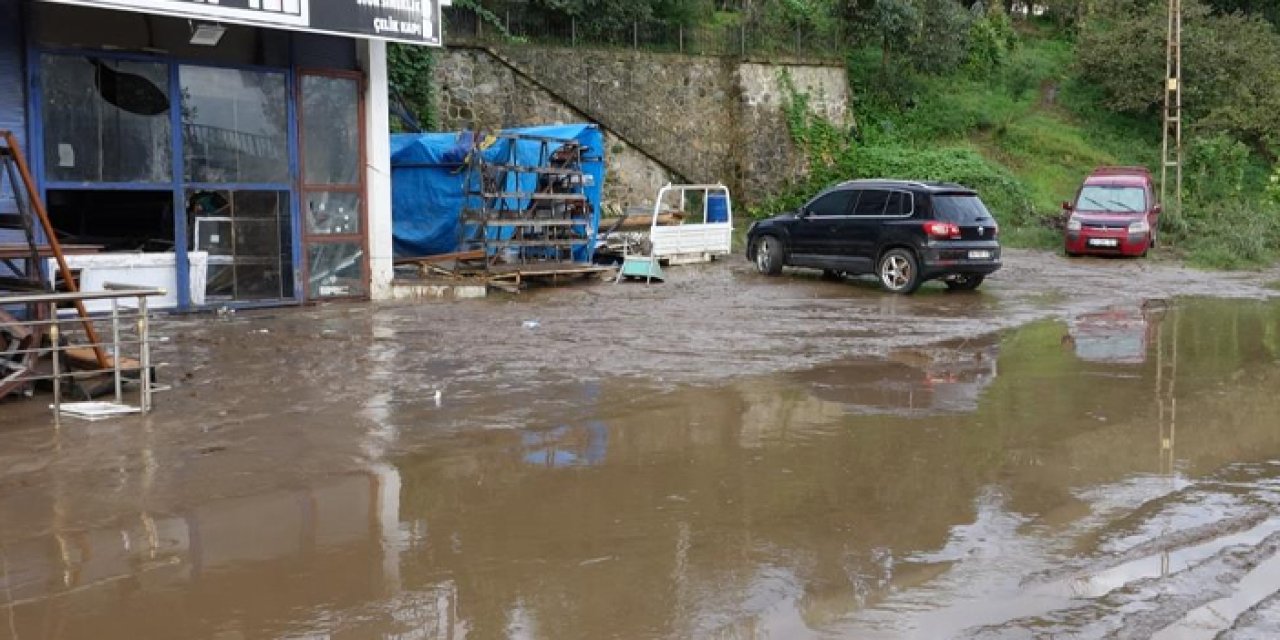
{"left": 53, "top": 401, "right": 141, "bottom": 421}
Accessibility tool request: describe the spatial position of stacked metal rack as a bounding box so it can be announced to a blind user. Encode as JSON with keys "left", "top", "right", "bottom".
{"left": 456, "top": 132, "right": 595, "bottom": 275}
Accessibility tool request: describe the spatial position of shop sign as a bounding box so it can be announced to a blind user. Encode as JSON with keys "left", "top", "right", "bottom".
{"left": 40, "top": 0, "right": 442, "bottom": 45}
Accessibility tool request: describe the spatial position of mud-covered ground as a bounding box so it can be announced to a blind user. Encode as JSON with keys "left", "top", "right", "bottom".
{"left": 2, "top": 249, "right": 1280, "bottom": 639}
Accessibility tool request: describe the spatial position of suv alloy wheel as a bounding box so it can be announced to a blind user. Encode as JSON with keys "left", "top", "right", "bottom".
{"left": 878, "top": 248, "right": 922, "bottom": 294}
{"left": 754, "top": 236, "right": 784, "bottom": 276}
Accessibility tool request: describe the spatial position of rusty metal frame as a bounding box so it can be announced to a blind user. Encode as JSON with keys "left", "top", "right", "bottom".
{"left": 1, "top": 130, "right": 109, "bottom": 368}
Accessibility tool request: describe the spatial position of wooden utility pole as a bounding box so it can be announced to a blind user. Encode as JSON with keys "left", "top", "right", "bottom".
{"left": 1160, "top": 0, "right": 1183, "bottom": 226}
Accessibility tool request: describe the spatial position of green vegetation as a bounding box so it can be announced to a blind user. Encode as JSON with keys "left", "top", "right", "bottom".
{"left": 387, "top": 44, "right": 438, "bottom": 132}
{"left": 419, "top": 0, "right": 1280, "bottom": 268}
{"left": 750, "top": 2, "right": 1280, "bottom": 268}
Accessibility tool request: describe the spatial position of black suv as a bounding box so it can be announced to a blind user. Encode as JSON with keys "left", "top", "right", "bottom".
{"left": 746, "top": 180, "right": 1002, "bottom": 294}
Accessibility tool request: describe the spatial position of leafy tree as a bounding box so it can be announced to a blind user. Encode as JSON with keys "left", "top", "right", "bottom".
{"left": 843, "top": 0, "right": 973, "bottom": 73}
{"left": 845, "top": 0, "right": 919, "bottom": 67}
{"left": 1203, "top": 0, "right": 1280, "bottom": 26}
{"left": 967, "top": 2, "right": 1018, "bottom": 72}
{"left": 908, "top": 0, "right": 974, "bottom": 73}
{"left": 387, "top": 44, "right": 437, "bottom": 132}
{"left": 524, "top": 0, "right": 715, "bottom": 34}
{"left": 1077, "top": 0, "right": 1280, "bottom": 157}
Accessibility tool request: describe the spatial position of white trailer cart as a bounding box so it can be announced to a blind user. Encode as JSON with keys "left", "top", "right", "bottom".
{"left": 648, "top": 183, "right": 734, "bottom": 264}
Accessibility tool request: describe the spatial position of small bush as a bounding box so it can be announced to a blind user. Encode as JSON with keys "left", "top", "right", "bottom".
{"left": 1177, "top": 200, "right": 1280, "bottom": 269}
{"left": 1185, "top": 134, "right": 1250, "bottom": 204}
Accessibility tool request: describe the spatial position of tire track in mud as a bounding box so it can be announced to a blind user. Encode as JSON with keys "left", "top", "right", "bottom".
{"left": 1021, "top": 509, "right": 1273, "bottom": 589}
{"left": 963, "top": 530, "right": 1280, "bottom": 640}
{"left": 949, "top": 462, "right": 1280, "bottom": 639}
{"left": 1218, "top": 589, "right": 1280, "bottom": 639}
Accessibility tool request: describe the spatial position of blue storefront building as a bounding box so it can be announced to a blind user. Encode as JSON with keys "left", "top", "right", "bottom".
{"left": 0, "top": 0, "right": 442, "bottom": 309}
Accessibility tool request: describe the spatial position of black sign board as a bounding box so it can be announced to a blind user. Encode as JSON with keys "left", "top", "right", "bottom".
{"left": 41, "top": 0, "right": 442, "bottom": 45}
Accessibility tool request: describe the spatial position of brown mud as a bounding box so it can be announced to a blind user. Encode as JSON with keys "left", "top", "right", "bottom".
{"left": 2, "top": 250, "right": 1280, "bottom": 639}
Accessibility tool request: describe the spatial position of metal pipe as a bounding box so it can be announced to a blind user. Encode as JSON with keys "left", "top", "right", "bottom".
{"left": 111, "top": 297, "right": 123, "bottom": 403}
{"left": 139, "top": 296, "right": 151, "bottom": 414}
{"left": 3, "top": 337, "right": 158, "bottom": 357}
{"left": 50, "top": 303, "right": 60, "bottom": 415}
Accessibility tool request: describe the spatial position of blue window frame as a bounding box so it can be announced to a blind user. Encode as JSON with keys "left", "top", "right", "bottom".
{"left": 26, "top": 45, "right": 304, "bottom": 310}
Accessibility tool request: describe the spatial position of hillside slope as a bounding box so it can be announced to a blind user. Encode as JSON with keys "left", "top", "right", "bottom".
{"left": 847, "top": 31, "right": 1158, "bottom": 247}
{"left": 764, "top": 23, "right": 1275, "bottom": 268}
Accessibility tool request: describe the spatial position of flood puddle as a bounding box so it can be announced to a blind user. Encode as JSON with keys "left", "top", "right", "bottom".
{"left": 3, "top": 297, "right": 1280, "bottom": 638}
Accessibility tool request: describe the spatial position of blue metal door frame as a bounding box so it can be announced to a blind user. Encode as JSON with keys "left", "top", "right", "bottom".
{"left": 24, "top": 41, "right": 304, "bottom": 311}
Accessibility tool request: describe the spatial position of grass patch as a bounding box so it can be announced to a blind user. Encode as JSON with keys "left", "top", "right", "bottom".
{"left": 764, "top": 32, "right": 1278, "bottom": 269}
{"left": 1000, "top": 225, "right": 1061, "bottom": 250}
{"left": 841, "top": 36, "right": 1146, "bottom": 246}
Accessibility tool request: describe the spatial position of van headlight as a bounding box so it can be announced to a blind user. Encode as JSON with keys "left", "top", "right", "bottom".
{"left": 1128, "top": 220, "right": 1150, "bottom": 234}
{"left": 1067, "top": 216, "right": 1082, "bottom": 232}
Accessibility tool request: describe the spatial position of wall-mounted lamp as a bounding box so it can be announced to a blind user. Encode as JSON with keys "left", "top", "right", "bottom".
{"left": 189, "top": 22, "right": 226, "bottom": 46}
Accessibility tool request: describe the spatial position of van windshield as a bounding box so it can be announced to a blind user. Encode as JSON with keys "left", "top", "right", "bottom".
{"left": 932, "top": 195, "right": 993, "bottom": 223}
{"left": 1076, "top": 186, "right": 1146, "bottom": 213}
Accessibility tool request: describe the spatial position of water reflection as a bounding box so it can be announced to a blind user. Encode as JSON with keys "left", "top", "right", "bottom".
{"left": 521, "top": 422, "right": 608, "bottom": 468}
{"left": 792, "top": 335, "right": 1001, "bottom": 416}
{"left": 3, "top": 299, "right": 1280, "bottom": 639}
{"left": 1, "top": 468, "right": 404, "bottom": 639}
{"left": 1068, "top": 301, "right": 1166, "bottom": 364}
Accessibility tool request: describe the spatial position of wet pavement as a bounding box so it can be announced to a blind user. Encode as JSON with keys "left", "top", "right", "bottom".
{"left": 3, "top": 250, "right": 1280, "bottom": 639}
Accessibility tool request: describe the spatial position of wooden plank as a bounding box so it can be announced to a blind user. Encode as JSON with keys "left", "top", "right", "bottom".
{"left": 483, "top": 239, "right": 587, "bottom": 249}
{"left": 600, "top": 212, "right": 685, "bottom": 231}
{"left": 478, "top": 192, "right": 587, "bottom": 201}
{"left": 392, "top": 250, "right": 486, "bottom": 266}
{"left": 477, "top": 164, "right": 585, "bottom": 177}
{"left": 487, "top": 279, "right": 522, "bottom": 294}
{"left": 487, "top": 263, "right": 612, "bottom": 277}
{"left": 63, "top": 347, "right": 140, "bottom": 371}
{"left": 0, "top": 308, "right": 31, "bottom": 340}
{"left": 464, "top": 219, "right": 590, "bottom": 227}
{"left": 0, "top": 244, "right": 103, "bottom": 259}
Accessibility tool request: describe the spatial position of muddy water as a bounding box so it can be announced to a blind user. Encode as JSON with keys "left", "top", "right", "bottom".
{"left": 3, "top": 293, "right": 1280, "bottom": 637}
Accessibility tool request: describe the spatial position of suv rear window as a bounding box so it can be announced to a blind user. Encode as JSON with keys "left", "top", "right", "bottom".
{"left": 932, "top": 195, "right": 992, "bottom": 223}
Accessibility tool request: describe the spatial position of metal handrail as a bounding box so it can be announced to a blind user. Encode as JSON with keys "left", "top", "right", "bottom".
{"left": 0, "top": 287, "right": 165, "bottom": 305}
{"left": 2, "top": 287, "right": 167, "bottom": 418}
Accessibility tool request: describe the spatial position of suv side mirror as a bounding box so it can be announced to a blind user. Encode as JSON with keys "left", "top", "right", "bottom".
{"left": 796, "top": 207, "right": 809, "bottom": 218}
{"left": 1153, "top": 204, "right": 1162, "bottom": 215}
{"left": 1061, "top": 201, "right": 1074, "bottom": 212}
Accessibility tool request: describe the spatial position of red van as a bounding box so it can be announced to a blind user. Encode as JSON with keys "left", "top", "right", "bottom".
{"left": 1063, "top": 167, "right": 1161, "bottom": 257}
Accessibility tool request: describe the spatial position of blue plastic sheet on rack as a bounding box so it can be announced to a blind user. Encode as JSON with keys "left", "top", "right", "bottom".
{"left": 390, "top": 124, "right": 605, "bottom": 262}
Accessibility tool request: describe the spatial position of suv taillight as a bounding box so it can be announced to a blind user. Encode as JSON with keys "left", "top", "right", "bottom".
{"left": 924, "top": 221, "right": 961, "bottom": 240}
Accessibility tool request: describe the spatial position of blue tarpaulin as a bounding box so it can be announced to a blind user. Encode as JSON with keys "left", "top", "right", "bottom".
{"left": 390, "top": 124, "right": 605, "bottom": 262}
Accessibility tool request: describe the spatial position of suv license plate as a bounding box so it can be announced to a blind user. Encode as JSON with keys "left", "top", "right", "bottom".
{"left": 968, "top": 250, "right": 992, "bottom": 260}
{"left": 1088, "top": 238, "right": 1119, "bottom": 247}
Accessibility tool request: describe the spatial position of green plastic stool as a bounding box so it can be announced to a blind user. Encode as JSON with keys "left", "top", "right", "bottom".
{"left": 616, "top": 256, "right": 665, "bottom": 283}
